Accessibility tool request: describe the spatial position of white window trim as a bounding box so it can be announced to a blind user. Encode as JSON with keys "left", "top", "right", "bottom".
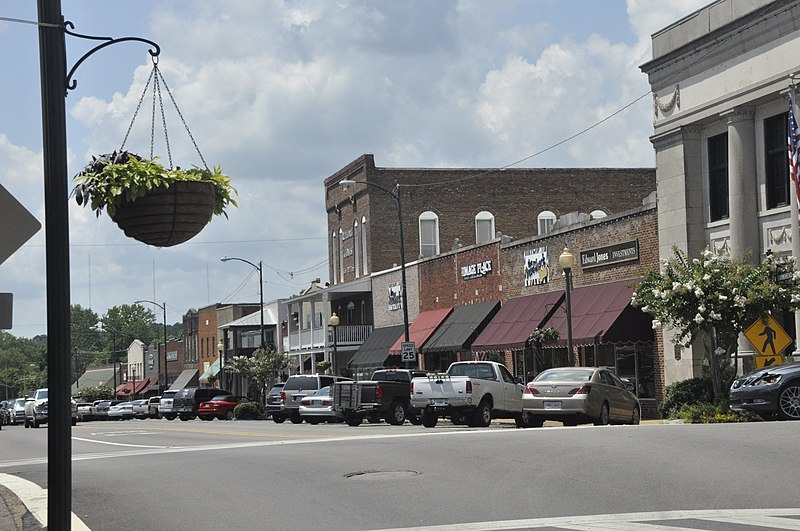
{"left": 419, "top": 211, "right": 440, "bottom": 258}
{"left": 538, "top": 211, "right": 556, "bottom": 235}
{"left": 475, "top": 211, "right": 495, "bottom": 244}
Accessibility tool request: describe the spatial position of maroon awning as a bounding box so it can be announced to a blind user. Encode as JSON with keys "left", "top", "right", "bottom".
{"left": 471, "top": 291, "right": 564, "bottom": 352}
{"left": 388, "top": 308, "right": 453, "bottom": 354}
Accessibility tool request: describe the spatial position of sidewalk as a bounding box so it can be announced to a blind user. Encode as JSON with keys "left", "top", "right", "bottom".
{"left": 0, "top": 483, "right": 42, "bottom": 531}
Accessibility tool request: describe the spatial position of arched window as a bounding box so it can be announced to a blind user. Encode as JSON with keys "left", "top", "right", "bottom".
{"left": 361, "top": 216, "right": 368, "bottom": 274}
{"left": 353, "top": 221, "right": 360, "bottom": 278}
{"left": 590, "top": 210, "right": 607, "bottom": 220}
{"left": 339, "top": 229, "right": 345, "bottom": 283}
{"left": 538, "top": 211, "right": 556, "bottom": 235}
{"left": 419, "top": 211, "right": 440, "bottom": 258}
{"left": 331, "top": 231, "right": 338, "bottom": 285}
{"left": 475, "top": 211, "right": 495, "bottom": 245}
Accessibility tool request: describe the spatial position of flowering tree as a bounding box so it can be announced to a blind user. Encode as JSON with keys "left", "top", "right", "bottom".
{"left": 632, "top": 247, "right": 800, "bottom": 402}
{"left": 226, "top": 347, "right": 289, "bottom": 403}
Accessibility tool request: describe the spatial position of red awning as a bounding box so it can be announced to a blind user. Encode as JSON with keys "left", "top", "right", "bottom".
{"left": 115, "top": 382, "right": 134, "bottom": 396}
{"left": 544, "top": 279, "right": 649, "bottom": 346}
{"left": 133, "top": 378, "right": 152, "bottom": 395}
{"left": 471, "top": 291, "right": 564, "bottom": 352}
{"left": 388, "top": 308, "right": 453, "bottom": 354}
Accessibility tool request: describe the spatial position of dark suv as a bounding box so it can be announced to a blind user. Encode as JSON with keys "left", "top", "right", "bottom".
{"left": 266, "top": 383, "right": 285, "bottom": 422}
{"left": 280, "top": 374, "right": 351, "bottom": 424}
{"left": 172, "top": 387, "right": 229, "bottom": 421}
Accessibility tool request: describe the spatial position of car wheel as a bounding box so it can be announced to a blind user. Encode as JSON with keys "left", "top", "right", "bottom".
{"left": 470, "top": 399, "right": 492, "bottom": 428}
{"left": 179, "top": 415, "right": 191, "bottom": 421}
{"left": 72, "top": 418, "right": 77, "bottom": 426}
{"left": 289, "top": 412, "right": 303, "bottom": 424}
{"left": 345, "top": 415, "right": 363, "bottom": 427}
{"left": 166, "top": 415, "right": 176, "bottom": 421}
{"left": 516, "top": 410, "right": 542, "bottom": 428}
{"left": 272, "top": 413, "right": 286, "bottom": 424}
{"left": 421, "top": 408, "right": 437, "bottom": 428}
{"left": 307, "top": 418, "right": 320, "bottom": 425}
{"left": 387, "top": 402, "right": 406, "bottom": 425}
{"left": 367, "top": 414, "right": 381, "bottom": 424}
{"left": 32, "top": 418, "right": 39, "bottom": 428}
{"left": 451, "top": 414, "right": 468, "bottom": 425}
{"left": 225, "top": 410, "right": 234, "bottom": 421}
{"left": 631, "top": 405, "right": 641, "bottom": 425}
{"left": 778, "top": 383, "right": 800, "bottom": 420}
{"left": 594, "top": 402, "right": 610, "bottom": 426}
{"left": 24, "top": 418, "right": 29, "bottom": 428}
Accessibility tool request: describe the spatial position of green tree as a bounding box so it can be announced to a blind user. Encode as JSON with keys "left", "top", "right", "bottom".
{"left": 0, "top": 331, "right": 47, "bottom": 399}
{"left": 226, "top": 348, "right": 288, "bottom": 403}
{"left": 632, "top": 247, "right": 800, "bottom": 402}
{"left": 80, "top": 384, "right": 114, "bottom": 403}
{"left": 71, "top": 304, "right": 101, "bottom": 381}
{"left": 100, "top": 304, "right": 156, "bottom": 360}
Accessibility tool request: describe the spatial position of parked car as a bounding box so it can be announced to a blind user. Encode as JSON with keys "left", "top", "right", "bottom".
{"left": 159, "top": 390, "right": 178, "bottom": 420}
{"left": 333, "top": 369, "right": 427, "bottom": 426}
{"left": 11, "top": 398, "right": 27, "bottom": 425}
{"left": 521, "top": 367, "right": 641, "bottom": 427}
{"left": 131, "top": 399, "right": 149, "bottom": 419}
{"left": 266, "top": 383, "right": 285, "bottom": 422}
{"left": 147, "top": 396, "right": 162, "bottom": 419}
{"left": 198, "top": 395, "right": 251, "bottom": 421}
{"left": 0, "top": 400, "right": 11, "bottom": 426}
{"left": 729, "top": 361, "right": 800, "bottom": 420}
{"left": 23, "top": 389, "right": 78, "bottom": 428}
{"left": 94, "top": 400, "right": 121, "bottom": 420}
{"left": 172, "top": 387, "right": 230, "bottom": 421}
{"left": 108, "top": 402, "right": 134, "bottom": 420}
{"left": 76, "top": 402, "right": 96, "bottom": 421}
{"left": 280, "top": 374, "right": 352, "bottom": 424}
{"left": 299, "top": 386, "right": 342, "bottom": 424}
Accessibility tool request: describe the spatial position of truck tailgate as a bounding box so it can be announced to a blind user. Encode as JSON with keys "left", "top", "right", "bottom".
{"left": 412, "top": 376, "right": 468, "bottom": 401}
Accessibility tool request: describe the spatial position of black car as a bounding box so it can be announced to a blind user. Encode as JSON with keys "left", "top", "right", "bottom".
{"left": 266, "top": 383, "right": 285, "bottom": 422}
{"left": 729, "top": 362, "right": 800, "bottom": 420}
{"left": 172, "top": 387, "right": 229, "bottom": 421}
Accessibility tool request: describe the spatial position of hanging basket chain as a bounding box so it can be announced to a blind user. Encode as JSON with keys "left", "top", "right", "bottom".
{"left": 118, "top": 56, "right": 209, "bottom": 171}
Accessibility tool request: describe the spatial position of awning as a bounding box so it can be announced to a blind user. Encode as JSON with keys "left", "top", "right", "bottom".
{"left": 71, "top": 366, "right": 117, "bottom": 396}
{"left": 471, "top": 291, "right": 564, "bottom": 352}
{"left": 421, "top": 300, "right": 501, "bottom": 353}
{"left": 169, "top": 369, "right": 199, "bottom": 390}
{"left": 199, "top": 358, "right": 221, "bottom": 384}
{"left": 543, "top": 279, "right": 653, "bottom": 347}
{"left": 389, "top": 308, "right": 453, "bottom": 354}
{"left": 347, "top": 325, "right": 405, "bottom": 368}
{"left": 115, "top": 382, "right": 134, "bottom": 397}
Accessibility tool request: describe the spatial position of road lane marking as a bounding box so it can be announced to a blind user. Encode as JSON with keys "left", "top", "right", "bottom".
{"left": 72, "top": 436, "right": 176, "bottom": 449}
{"left": 0, "top": 473, "right": 91, "bottom": 530}
{"left": 376, "top": 508, "right": 800, "bottom": 530}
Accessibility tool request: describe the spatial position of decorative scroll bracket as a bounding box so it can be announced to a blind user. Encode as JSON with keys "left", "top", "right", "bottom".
{"left": 653, "top": 84, "right": 680, "bottom": 118}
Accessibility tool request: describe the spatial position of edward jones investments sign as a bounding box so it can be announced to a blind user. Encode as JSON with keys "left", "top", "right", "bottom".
{"left": 580, "top": 240, "right": 639, "bottom": 269}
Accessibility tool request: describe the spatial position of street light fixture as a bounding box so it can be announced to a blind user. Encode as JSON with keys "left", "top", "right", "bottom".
{"left": 217, "top": 340, "right": 225, "bottom": 390}
{"left": 221, "top": 256, "right": 265, "bottom": 348}
{"left": 134, "top": 300, "right": 169, "bottom": 394}
{"left": 339, "top": 179, "right": 411, "bottom": 363}
{"left": 558, "top": 246, "right": 575, "bottom": 366}
{"left": 328, "top": 313, "right": 339, "bottom": 375}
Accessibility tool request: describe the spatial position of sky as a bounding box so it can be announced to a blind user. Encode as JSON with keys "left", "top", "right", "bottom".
{"left": 0, "top": 0, "right": 710, "bottom": 338}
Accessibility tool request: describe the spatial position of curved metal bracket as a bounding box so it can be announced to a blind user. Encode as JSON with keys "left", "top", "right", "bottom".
{"left": 64, "top": 21, "right": 160, "bottom": 92}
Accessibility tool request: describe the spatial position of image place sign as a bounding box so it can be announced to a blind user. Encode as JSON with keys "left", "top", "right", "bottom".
{"left": 461, "top": 260, "right": 493, "bottom": 280}
{"left": 580, "top": 240, "right": 639, "bottom": 269}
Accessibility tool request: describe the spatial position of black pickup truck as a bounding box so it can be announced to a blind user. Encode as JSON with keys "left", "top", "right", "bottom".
{"left": 332, "top": 369, "right": 427, "bottom": 426}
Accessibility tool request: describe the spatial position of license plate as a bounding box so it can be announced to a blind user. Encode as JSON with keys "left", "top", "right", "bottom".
{"left": 433, "top": 399, "right": 448, "bottom": 406}
{"left": 544, "top": 401, "right": 561, "bottom": 410}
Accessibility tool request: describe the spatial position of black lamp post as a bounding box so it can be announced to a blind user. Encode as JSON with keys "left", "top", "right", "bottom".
{"left": 328, "top": 313, "right": 339, "bottom": 375}
{"left": 217, "top": 340, "right": 225, "bottom": 390}
{"left": 559, "top": 246, "right": 575, "bottom": 366}
{"left": 339, "top": 179, "right": 411, "bottom": 365}
{"left": 135, "top": 300, "right": 169, "bottom": 394}
{"left": 221, "top": 256, "right": 265, "bottom": 348}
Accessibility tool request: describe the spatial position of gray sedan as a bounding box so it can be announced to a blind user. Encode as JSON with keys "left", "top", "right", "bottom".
{"left": 521, "top": 367, "right": 640, "bottom": 427}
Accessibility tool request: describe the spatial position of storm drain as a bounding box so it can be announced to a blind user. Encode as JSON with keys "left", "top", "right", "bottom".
{"left": 344, "top": 470, "right": 420, "bottom": 480}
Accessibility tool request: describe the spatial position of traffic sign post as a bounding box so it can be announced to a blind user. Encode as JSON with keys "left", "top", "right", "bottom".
{"left": 401, "top": 341, "right": 417, "bottom": 363}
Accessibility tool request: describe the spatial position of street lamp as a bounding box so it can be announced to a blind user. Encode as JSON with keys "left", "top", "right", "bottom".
{"left": 134, "top": 300, "right": 169, "bottom": 394}
{"left": 559, "top": 246, "right": 575, "bottom": 365}
{"left": 221, "top": 256, "right": 265, "bottom": 348}
{"left": 339, "top": 179, "right": 411, "bottom": 362}
{"left": 217, "top": 340, "right": 225, "bottom": 390}
{"left": 328, "top": 313, "right": 339, "bottom": 375}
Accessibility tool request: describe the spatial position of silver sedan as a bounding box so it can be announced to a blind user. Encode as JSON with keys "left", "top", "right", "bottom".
{"left": 298, "top": 386, "right": 342, "bottom": 424}
{"left": 521, "top": 367, "right": 640, "bottom": 427}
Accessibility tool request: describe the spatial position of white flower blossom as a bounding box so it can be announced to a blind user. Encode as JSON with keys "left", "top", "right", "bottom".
{"left": 694, "top": 288, "right": 704, "bottom": 297}
{"left": 698, "top": 304, "right": 706, "bottom": 313}
{"left": 641, "top": 305, "right": 649, "bottom": 313}
{"left": 694, "top": 313, "right": 704, "bottom": 324}
{"left": 651, "top": 320, "right": 662, "bottom": 329}
{"left": 717, "top": 294, "right": 727, "bottom": 301}
{"left": 709, "top": 311, "right": 722, "bottom": 320}
{"left": 702, "top": 274, "right": 711, "bottom": 281}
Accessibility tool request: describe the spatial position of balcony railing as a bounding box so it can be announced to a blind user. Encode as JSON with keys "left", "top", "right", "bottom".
{"left": 283, "top": 324, "right": 373, "bottom": 352}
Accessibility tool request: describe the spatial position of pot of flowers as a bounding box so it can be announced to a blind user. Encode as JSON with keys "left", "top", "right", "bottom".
{"left": 73, "top": 150, "right": 237, "bottom": 247}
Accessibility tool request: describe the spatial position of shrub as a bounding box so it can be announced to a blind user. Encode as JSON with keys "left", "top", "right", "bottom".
{"left": 234, "top": 402, "right": 265, "bottom": 420}
{"left": 674, "top": 402, "right": 762, "bottom": 423}
{"left": 658, "top": 377, "right": 714, "bottom": 419}
{"left": 80, "top": 384, "right": 114, "bottom": 403}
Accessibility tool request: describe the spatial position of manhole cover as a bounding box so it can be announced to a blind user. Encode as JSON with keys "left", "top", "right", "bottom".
{"left": 344, "top": 470, "right": 420, "bottom": 480}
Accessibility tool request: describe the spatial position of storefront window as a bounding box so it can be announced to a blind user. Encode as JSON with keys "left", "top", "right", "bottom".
{"left": 580, "top": 342, "right": 655, "bottom": 399}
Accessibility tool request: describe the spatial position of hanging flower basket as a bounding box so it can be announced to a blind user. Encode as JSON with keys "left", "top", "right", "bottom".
{"left": 73, "top": 151, "right": 236, "bottom": 247}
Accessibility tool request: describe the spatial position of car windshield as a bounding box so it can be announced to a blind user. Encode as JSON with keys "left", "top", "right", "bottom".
{"left": 448, "top": 363, "right": 496, "bottom": 379}
{"left": 210, "top": 395, "right": 233, "bottom": 402}
{"left": 372, "top": 371, "right": 409, "bottom": 382}
{"left": 314, "top": 386, "right": 331, "bottom": 396}
{"left": 268, "top": 386, "right": 284, "bottom": 394}
{"left": 15, "top": 399, "right": 26, "bottom": 407}
{"left": 284, "top": 376, "right": 317, "bottom": 391}
{"left": 534, "top": 369, "right": 594, "bottom": 382}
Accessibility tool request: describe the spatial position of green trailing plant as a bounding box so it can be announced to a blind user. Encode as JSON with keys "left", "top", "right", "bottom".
{"left": 528, "top": 327, "right": 560, "bottom": 348}
{"left": 673, "top": 402, "right": 761, "bottom": 424}
{"left": 73, "top": 151, "right": 237, "bottom": 218}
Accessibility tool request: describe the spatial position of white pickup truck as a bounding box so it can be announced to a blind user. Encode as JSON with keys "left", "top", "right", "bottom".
{"left": 410, "top": 361, "right": 525, "bottom": 428}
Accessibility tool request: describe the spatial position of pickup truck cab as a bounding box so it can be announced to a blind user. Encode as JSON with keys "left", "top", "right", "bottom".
{"left": 410, "top": 361, "right": 525, "bottom": 428}
{"left": 24, "top": 388, "right": 78, "bottom": 428}
{"left": 333, "top": 369, "right": 427, "bottom": 426}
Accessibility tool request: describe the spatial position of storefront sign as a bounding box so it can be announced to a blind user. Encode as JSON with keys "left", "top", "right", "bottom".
{"left": 580, "top": 240, "right": 639, "bottom": 269}
{"left": 524, "top": 247, "right": 549, "bottom": 286}
{"left": 388, "top": 283, "right": 403, "bottom": 311}
{"left": 166, "top": 350, "right": 178, "bottom": 362}
{"left": 342, "top": 228, "right": 353, "bottom": 240}
{"left": 461, "top": 260, "right": 492, "bottom": 280}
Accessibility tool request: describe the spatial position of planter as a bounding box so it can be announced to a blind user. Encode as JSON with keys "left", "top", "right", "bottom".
{"left": 110, "top": 181, "right": 216, "bottom": 247}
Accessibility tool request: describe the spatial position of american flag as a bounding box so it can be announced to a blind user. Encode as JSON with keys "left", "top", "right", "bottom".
{"left": 788, "top": 97, "right": 800, "bottom": 222}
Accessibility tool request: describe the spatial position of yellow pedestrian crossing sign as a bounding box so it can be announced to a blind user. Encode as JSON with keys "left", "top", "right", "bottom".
{"left": 744, "top": 314, "right": 792, "bottom": 357}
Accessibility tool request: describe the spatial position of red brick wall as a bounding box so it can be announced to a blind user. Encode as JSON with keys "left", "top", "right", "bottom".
{"left": 198, "top": 304, "right": 220, "bottom": 376}
{"left": 418, "top": 242, "right": 503, "bottom": 311}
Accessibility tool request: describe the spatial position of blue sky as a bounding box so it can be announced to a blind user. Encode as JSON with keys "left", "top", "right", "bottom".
{"left": 0, "top": 1, "right": 708, "bottom": 337}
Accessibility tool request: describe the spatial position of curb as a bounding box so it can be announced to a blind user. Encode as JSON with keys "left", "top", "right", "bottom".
{"left": 0, "top": 474, "right": 91, "bottom": 531}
